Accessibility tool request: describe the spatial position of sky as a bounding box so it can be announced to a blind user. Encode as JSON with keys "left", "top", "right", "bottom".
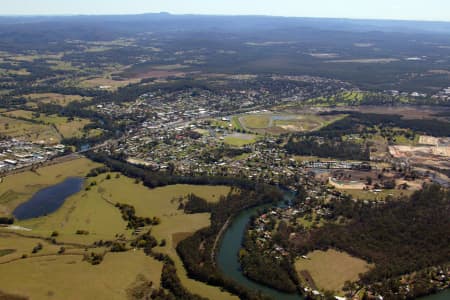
{"left": 1, "top": 0, "right": 450, "bottom": 22}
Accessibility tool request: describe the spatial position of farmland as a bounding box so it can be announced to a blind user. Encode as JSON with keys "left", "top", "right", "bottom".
{"left": 0, "top": 115, "right": 61, "bottom": 143}
{"left": 2, "top": 110, "right": 90, "bottom": 139}
{"left": 79, "top": 76, "right": 141, "bottom": 90}
{"left": 24, "top": 93, "right": 90, "bottom": 107}
{"left": 1, "top": 169, "right": 235, "bottom": 300}
{"left": 0, "top": 250, "right": 163, "bottom": 300}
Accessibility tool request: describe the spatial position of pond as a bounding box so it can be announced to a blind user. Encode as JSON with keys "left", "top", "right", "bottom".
{"left": 13, "top": 177, "right": 84, "bottom": 220}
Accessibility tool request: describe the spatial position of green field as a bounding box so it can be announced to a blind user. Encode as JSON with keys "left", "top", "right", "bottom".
{"left": 0, "top": 250, "right": 162, "bottom": 300}
{"left": 295, "top": 249, "right": 373, "bottom": 293}
{"left": 0, "top": 114, "right": 61, "bottom": 143}
{"left": 3, "top": 170, "right": 235, "bottom": 300}
{"left": 239, "top": 115, "right": 271, "bottom": 129}
{"left": 3, "top": 110, "right": 90, "bottom": 139}
{"left": 231, "top": 116, "right": 244, "bottom": 130}
{"left": 224, "top": 133, "right": 258, "bottom": 146}
{"left": 25, "top": 93, "right": 90, "bottom": 107}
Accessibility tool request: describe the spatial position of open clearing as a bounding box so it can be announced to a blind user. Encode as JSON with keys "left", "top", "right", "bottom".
{"left": 17, "top": 175, "right": 231, "bottom": 244}
{"left": 224, "top": 132, "right": 258, "bottom": 146}
{"left": 10, "top": 171, "right": 235, "bottom": 300}
{"left": 239, "top": 115, "right": 271, "bottom": 129}
{"left": 237, "top": 113, "right": 345, "bottom": 135}
{"left": 295, "top": 249, "right": 373, "bottom": 293}
{"left": 0, "top": 158, "right": 99, "bottom": 217}
{"left": 339, "top": 188, "right": 414, "bottom": 201}
{"left": 80, "top": 77, "right": 140, "bottom": 90}
{"left": 82, "top": 176, "right": 235, "bottom": 299}
{"left": 24, "top": 93, "right": 90, "bottom": 107}
{"left": 3, "top": 110, "right": 90, "bottom": 138}
{"left": 0, "top": 251, "right": 162, "bottom": 300}
{"left": 0, "top": 115, "right": 61, "bottom": 143}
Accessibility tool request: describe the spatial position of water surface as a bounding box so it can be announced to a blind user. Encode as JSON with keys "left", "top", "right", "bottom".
{"left": 13, "top": 177, "right": 84, "bottom": 220}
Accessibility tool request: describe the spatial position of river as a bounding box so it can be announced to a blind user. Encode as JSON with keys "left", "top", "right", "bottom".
{"left": 217, "top": 189, "right": 303, "bottom": 300}
{"left": 216, "top": 188, "right": 449, "bottom": 300}
{"left": 13, "top": 177, "right": 84, "bottom": 220}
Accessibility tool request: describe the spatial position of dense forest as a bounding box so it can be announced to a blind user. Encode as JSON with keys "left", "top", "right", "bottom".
{"left": 285, "top": 136, "right": 370, "bottom": 161}
{"left": 86, "top": 151, "right": 260, "bottom": 190}
{"left": 317, "top": 111, "right": 450, "bottom": 137}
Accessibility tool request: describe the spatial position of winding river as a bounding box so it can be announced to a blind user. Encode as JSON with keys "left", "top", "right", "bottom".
{"left": 216, "top": 188, "right": 448, "bottom": 300}
{"left": 10, "top": 178, "right": 448, "bottom": 299}
{"left": 217, "top": 189, "right": 303, "bottom": 300}
{"left": 13, "top": 177, "right": 84, "bottom": 220}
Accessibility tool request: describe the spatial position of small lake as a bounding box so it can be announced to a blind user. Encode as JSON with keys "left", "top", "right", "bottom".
{"left": 13, "top": 177, "right": 84, "bottom": 220}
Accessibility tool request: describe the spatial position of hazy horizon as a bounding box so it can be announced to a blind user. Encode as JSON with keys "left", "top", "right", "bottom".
{"left": 1, "top": 0, "right": 450, "bottom": 22}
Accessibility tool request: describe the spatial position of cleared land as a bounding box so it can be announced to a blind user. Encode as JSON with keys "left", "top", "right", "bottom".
{"left": 90, "top": 176, "right": 235, "bottom": 299}
{"left": 237, "top": 113, "right": 345, "bottom": 135}
{"left": 340, "top": 188, "right": 414, "bottom": 201}
{"left": 25, "top": 93, "right": 90, "bottom": 107}
{"left": 0, "top": 115, "right": 61, "bottom": 143}
{"left": 239, "top": 115, "right": 271, "bottom": 129}
{"left": 0, "top": 251, "right": 162, "bottom": 300}
{"left": 224, "top": 133, "right": 258, "bottom": 146}
{"left": 3, "top": 110, "right": 90, "bottom": 139}
{"left": 0, "top": 158, "right": 100, "bottom": 217}
{"left": 80, "top": 77, "right": 140, "bottom": 90}
{"left": 8, "top": 171, "right": 235, "bottom": 300}
{"left": 295, "top": 249, "right": 373, "bottom": 293}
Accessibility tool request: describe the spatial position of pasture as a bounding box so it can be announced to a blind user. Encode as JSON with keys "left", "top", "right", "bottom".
{"left": 80, "top": 77, "right": 140, "bottom": 90}
{"left": 25, "top": 93, "right": 90, "bottom": 107}
{"left": 295, "top": 249, "right": 373, "bottom": 293}
{"left": 0, "top": 115, "right": 61, "bottom": 143}
{"left": 1, "top": 163, "right": 235, "bottom": 300}
{"left": 0, "top": 251, "right": 162, "bottom": 300}
{"left": 2, "top": 110, "right": 90, "bottom": 139}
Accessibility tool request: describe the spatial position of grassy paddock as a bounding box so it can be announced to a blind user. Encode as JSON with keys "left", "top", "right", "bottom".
{"left": 0, "top": 115, "right": 61, "bottom": 143}
{"left": 0, "top": 251, "right": 162, "bottom": 300}
{"left": 2, "top": 168, "right": 234, "bottom": 299}
{"left": 25, "top": 93, "right": 90, "bottom": 107}
{"left": 3, "top": 110, "right": 90, "bottom": 138}
{"left": 295, "top": 249, "right": 373, "bottom": 293}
